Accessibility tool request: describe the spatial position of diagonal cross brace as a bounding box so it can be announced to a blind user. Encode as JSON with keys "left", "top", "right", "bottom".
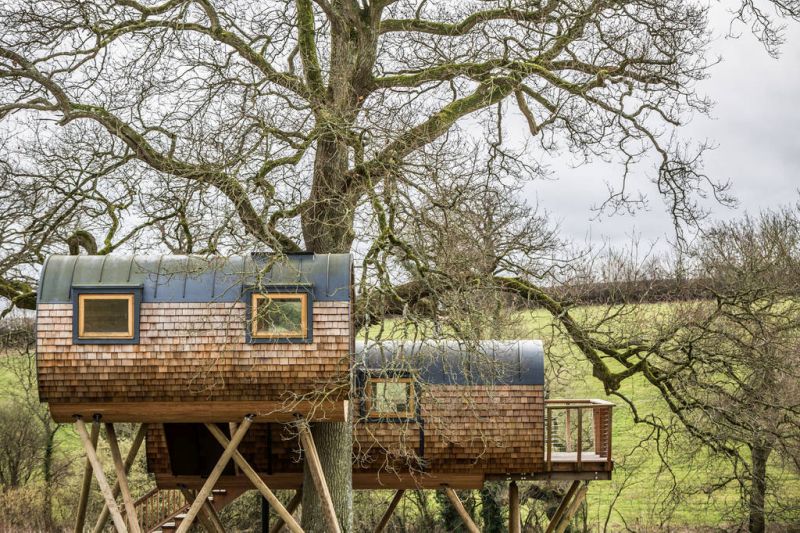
{"left": 75, "top": 417, "right": 128, "bottom": 533}
{"left": 175, "top": 416, "right": 254, "bottom": 533}
{"left": 205, "top": 423, "right": 304, "bottom": 533}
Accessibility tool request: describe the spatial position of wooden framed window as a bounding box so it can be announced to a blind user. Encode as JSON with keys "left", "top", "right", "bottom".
{"left": 77, "top": 293, "right": 135, "bottom": 339}
{"left": 251, "top": 293, "right": 309, "bottom": 339}
{"left": 366, "top": 377, "right": 415, "bottom": 419}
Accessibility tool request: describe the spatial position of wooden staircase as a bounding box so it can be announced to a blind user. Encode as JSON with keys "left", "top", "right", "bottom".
{"left": 134, "top": 488, "right": 233, "bottom": 532}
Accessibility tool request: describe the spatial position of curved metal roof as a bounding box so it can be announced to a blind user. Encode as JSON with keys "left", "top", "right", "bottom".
{"left": 38, "top": 254, "right": 352, "bottom": 303}
{"left": 355, "top": 340, "right": 544, "bottom": 386}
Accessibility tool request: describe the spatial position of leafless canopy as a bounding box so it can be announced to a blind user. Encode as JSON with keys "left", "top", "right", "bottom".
{"left": 3, "top": 0, "right": 793, "bottom": 297}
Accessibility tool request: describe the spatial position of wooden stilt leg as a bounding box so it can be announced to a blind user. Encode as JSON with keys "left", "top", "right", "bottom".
{"left": 175, "top": 417, "right": 254, "bottom": 533}
{"left": 443, "top": 488, "right": 480, "bottom": 533}
{"left": 509, "top": 481, "right": 521, "bottom": 533}
{"left": 75, "top": 417, "right": 128, "bottom": 533}
{"left": 553, "top": 484, "right": 588, "bottom": 533}
{"left": 229, "top": 422, "right": 241, "bottom": 476}
{"left": 75, "top": 417, "right": 100, "bottom": 533}
{"left": 373, "top": 490, "right": 405, "bottom": 533}
{"left": 269, "top": 488, "right": 303, "bottom": 533}
{"left": 93, "top": 424, "right": 148, "bottom": 533}
{"left": 297, "top": 420, "right": 341, "bottom": 533}
{"left": 205, "top": 423, "right": 304, "bottom": 533}
{"left": 545, "top": 481, "right": 580, "bottom": 533}
{"left": 105, "top": 423, "right": 142, "bottom": 533}
{"left": 180, "top": 488, "right": 226, "bottom": 533}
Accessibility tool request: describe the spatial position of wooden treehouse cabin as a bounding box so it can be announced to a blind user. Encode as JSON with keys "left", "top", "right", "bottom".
{"left": 36, "top": 253, "right": 615, "bottom": 533}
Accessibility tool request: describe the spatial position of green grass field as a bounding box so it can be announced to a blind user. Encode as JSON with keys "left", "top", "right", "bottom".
{"left": 516, "top": 308, "right": 800, "bottom": 530}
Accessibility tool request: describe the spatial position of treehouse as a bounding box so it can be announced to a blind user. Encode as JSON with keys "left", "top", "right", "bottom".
{"left": 36, "top": 253, "right": 614, "bottom": 533}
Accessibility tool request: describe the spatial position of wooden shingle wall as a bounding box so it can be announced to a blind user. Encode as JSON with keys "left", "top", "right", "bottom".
{"left": 37, "top": 301, "right": 350, "bottom": 405}
{"left": 354, "top": 384, "right": 545, "bottom": 474}
{"left": 145, "top": 384, "right": 544, "bottom": 481}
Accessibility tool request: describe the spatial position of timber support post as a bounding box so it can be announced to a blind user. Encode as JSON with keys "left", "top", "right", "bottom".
{"left": 104, "top": 423, "right": 142, "bottom": 533}
{"left": 180, "top": 488, "right": 226, "bottom": 533}
{"left": 546, "top": 481, "right": 588, "bottom": 533}
{"left": 297, "top": 419, "right": 341, "bottom": 533}
{"left": 373, "top": 489, "right": 405, "bottom": 533}
{"left": 205, "top": 423, "right": 304, "bottom": 533}
{"left": 269, "top": 487, "right": 303, "bottom": 533}
{"left": 74, "top": 416, "right": 100, "bottom": 533}
{"left": 175, "top": 416, "right": 254, "bottom": 533}
{"left": 93, "top": 423, "right": 148, "bottom": 533}
{"left": 509, "top": 481, "right": 521, "bottom": 533}
{"left": 75, "top": 416, "right": 128, "bottom": 533}
{"left": 443, "top": 488, "right": 480, "bottom": 533}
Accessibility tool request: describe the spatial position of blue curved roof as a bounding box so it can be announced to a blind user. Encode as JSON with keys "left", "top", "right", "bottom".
{"left": 38, "top": 253, "right": 352, "bottom": 303}
{"left": 355, "top": 340, "right": 544, "bottom": 386}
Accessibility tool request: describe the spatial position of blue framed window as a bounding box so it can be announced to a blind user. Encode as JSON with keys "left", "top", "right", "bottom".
{"left": 246, "top": 286, "right": 313, "bottom": 344}
{"left": 72, "top": 286, "right": 142, "bottom": 345}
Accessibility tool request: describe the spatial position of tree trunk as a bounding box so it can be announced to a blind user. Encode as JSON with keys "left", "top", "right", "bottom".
{"left": 296, "top": 11, "right": 380, "bottom": 529}
{"left": 748, "top": 442, "right": 771, "bottom": 533}
{"left": 301, "top": 422, "right": 353, "bottom": 532}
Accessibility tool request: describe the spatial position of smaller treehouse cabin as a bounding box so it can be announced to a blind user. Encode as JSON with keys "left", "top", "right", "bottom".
{"left": 36, "top": 254, "right": 614, "bottom": 533}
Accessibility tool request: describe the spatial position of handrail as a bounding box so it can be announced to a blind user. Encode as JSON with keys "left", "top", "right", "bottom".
{"left": 545, "top": 399, "right": 614, "bottom": 473}
{"left": 133, "top": 488, "right": 187, "bottom": 532}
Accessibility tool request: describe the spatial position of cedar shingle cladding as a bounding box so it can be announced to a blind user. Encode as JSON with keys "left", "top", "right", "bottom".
{"left": 145, "top": 384, "right": 544, "bottom": 479}
{"left": 37, "top": 301, "right": 350, "bottom": 403}
{"left": 354, "top": 385, "right": 545, "bottom": 474}
{"left": 36, "top": 254, "right": 353, "bottom": 410}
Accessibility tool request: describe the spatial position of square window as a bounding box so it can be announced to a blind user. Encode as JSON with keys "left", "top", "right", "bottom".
{"left": 251, "top": 293, "right": 308, "bottom": 339}
{"left": 366, "top": 378, "right": 415, "bottom": 419}
{"left": 77, "top": 294, "right": 135, "bottom": 339}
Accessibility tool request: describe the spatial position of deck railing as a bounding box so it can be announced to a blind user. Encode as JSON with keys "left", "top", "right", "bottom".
{"left": 545, "top": 399, "right": 614, "bottom": 472}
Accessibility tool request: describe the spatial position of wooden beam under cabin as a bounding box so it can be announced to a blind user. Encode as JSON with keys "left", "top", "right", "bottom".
{"left": 443, "top": 488, "right": 480, "bottom": 533}
{"left": 205, "top": 423, "right": 304, "bottom": 533}
{"left": 545, "top": 480, "right": 580, "bottom": 533}
{"left": 75, "top": 417, "right": 128, "bottom": 533}
{"left": 104, "top": 423, "right": 142, "bottom": 533}
{"left": 93, "top": 424, "right": 148, "bottom": 533}
{"left": 373, "top": 490, "right": 405, "bottom": 533}
{"left": 180, "top": 488, "right": 226, "bottom": 533}
{"left": 74, "top": 417, "right": 100, "bottom": 533}
{"left": 49, "top": 400, "right": 348, "bottom": 423}
{"left": 155, "top": 472, "right": 488, "bottom": 491}
{"left": 297, "top": 420, "right": 341, "bottom": 533}
{"left": 175, "top": 417, "right": 254, "bottom": 533}
{"left": 554, "top": 484, "right": 588, "bottom": 533}
{"left": 269, "top": 488, "right": 303, "bottom": 533}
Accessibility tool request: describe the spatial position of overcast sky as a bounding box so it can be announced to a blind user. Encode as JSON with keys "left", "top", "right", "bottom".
{"left": 522, "top": 8, "right": 800, "bottom": 253}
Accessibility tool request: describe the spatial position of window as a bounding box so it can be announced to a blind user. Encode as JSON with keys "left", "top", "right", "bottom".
{"left": 77, "top": 293, "right": 135, "bottom": 339}
{"left": 366, "top": 377, "right": 415, "bottom": 419}
{"left": 251, "top": 293, "right": 308, "bottom": 339}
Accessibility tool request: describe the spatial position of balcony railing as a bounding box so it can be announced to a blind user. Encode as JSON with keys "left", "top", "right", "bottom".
{"left": 545, "top": 399, "right": 614, "bottom": 473}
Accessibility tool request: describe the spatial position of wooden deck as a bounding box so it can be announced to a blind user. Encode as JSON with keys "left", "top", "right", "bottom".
{"left": 542, "top": 399, "right": 615, "bottom": 480}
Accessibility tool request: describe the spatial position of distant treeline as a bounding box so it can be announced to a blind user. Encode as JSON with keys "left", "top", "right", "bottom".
{"left": 543, "top": 278, "right": 717, "bottom": 306}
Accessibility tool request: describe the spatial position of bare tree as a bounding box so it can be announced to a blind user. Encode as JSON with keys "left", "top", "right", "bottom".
{"left": 2, "top": 0, "right": 800, "bottom": 529}
{"left": 672, "top": 210, "right": 800, "bottom": 532}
